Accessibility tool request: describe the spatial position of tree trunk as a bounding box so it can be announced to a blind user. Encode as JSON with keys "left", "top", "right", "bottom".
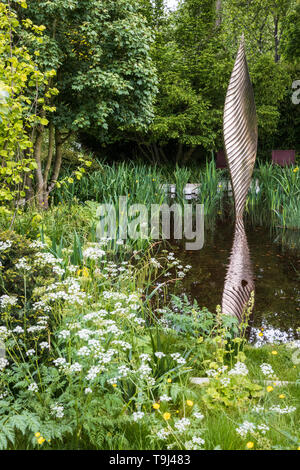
{"left": 47, "top": 127, "right": 63, "bottom": 194}
{"left": 34, "top": 125, "right": 45, "bottom": 208}
{"left": 182, "top": 147, "right": 195, "bottom": 165}
{"left": 176, "top": 143, "right": 183, "bottom": 164}
{"left": 215, "top": 0, "right": 222, "bottom": 28}
{"left": 274, "top": 16, "right": 280, "bottom": 63}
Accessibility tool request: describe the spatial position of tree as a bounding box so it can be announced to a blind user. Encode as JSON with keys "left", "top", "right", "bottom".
{"left": 282, "top": 2, "right": 300, "bottom": 64}
{"left": 0, "top": 0, "right": 56, "bottom": 213}
{"left": 20, "top": 0, "right": 158, "bottom": 207}
{"left": 134, "top": 0, "right": 231, "bottom": 164}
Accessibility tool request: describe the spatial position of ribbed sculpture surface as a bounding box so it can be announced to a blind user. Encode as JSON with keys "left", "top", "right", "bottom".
{"left": 222, "top": 36, "right": 258, "bottom": 322}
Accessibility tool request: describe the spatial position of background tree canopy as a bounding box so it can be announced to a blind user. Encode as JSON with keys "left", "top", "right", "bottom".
{"left": 82, "top": 0, "right": 299, "bottom": 164}
{"left": 0, "top": 0, "right": 299, "bottom": 208}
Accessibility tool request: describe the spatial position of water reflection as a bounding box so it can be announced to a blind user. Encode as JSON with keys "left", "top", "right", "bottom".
{"left": 167, "top": 224, "right": 300, "bottom": 345}
{"left": 222, "top": 219, "right": 255, "bottom": 323}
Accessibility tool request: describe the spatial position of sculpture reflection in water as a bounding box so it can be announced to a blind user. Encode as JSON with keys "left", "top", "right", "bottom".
{"left": 222, "top": 36, "right": 258, "bottom": 324}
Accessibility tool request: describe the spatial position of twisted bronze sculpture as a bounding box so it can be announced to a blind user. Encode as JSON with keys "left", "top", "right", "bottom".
{"left": 222, "top": 36, "right": 258, "bottom": 322}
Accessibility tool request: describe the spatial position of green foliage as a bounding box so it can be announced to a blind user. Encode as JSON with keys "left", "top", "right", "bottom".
{"left": 0, "top": 1, "right": 56, "bottom": 205}
{"left": 282, "top": 3, "right": 300, "bottom": 64}
{"left": 23, "top": 0, "right": 158, "bottom": 140}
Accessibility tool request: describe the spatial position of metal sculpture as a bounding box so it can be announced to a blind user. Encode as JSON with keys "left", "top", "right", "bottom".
{"left": 222, "top": 36, "right": 258, "bottom": 322}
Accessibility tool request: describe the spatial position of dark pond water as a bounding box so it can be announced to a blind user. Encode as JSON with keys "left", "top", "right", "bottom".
{"left": 167, "top": 223, "right": 300, "bottom": 345}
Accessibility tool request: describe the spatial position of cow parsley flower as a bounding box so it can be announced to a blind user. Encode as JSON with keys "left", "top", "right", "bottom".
{"left": 228, "top": 362, "right": 248, "bottom": 376}
{"left": 174, "top": 418, "right": 190, "bottom": 432}
{"left": 236, "top": 421, "right": 256, "bottom": 437}
{"left": 132, "top": 411, "right": 144, "bottom": 422}
{"left": 28, "top": 383, "right": 38, "bottom": 393}
{"left": 50, "top": 403, "right": 64, "bottom": 419}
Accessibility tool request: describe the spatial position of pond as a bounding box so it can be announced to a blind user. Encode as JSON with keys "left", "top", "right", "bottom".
{"left": 166, "top": 223, "right": 300, "bottom": 345}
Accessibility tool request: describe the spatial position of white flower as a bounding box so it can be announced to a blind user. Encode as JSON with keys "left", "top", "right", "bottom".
{"left": 0, "top": 240, "right": 12, "bottom": 251}
{"left": 69, "top": 362, "right": 82, "bottom": 373}
{"left": 53, "top": 357, "right": 67, "bottom": 367}
{"left": 252, "top": 405, "right": 264, "bottom": 414}
{"left": 220, "top": 377, "right": 231, "bottom": 386}
{"left": 192, "top": 436, "right": 205, "bottom": 446}
{"left": 170, "top": 353, "right": 186, "bottom": 365}
{"left": 50, "top": 403, "right": 64, "bottom": 419}
{"left": 150, "top": 258, "right": 161, "bottom": 268}
{"left": 160, "top": 395, "right": 172, "bottom": 402}
{"left": 140, "top": 353, "right": 151, "bottom": 362}
{"left": 13, "top": 326, "right": 24, "bottom": 334}
{"left": 236, "top": 421, "right": 256, "bottom": 437}
{"left": 39, "top": 342, "right": 50, "bottom": 350}
{"left": 28, "top": 383, "right": 38, "bottom": 393}
{"left": 15, "top": 257, "right": 31, "bottom": 271}
{"left": 269, "top": 405, "right": 296, "bottom": 414}
{"left": 132, "top": 411, "right": 144, "bottom": 422}
{"left": 257, "top": 424, "right": 269, "bottom": 434}
{"left": 83, "top": 246, "right": 105, "bottom": 260}
{"left": 111, "top": 340, "right": 132, "bottom": 351}
{"left": 157, "top": 429, "right": 170, "bottom": 440}
{"left": 228, "top": 362, "right": 248, "bottom": 376}
{"left": 117, "top": 365, "right": 131, "bottom": 378}
{"left": 154, "top": 352, "right": 165, "bottom": 359}
{"left": 26, "top": 349, "right": 36, "bottom": 357}
{"left": 58, "top": 330, "right": 71, "bottom": 339}
{"left": 86, "top": 366, "right": 101, "bottom": 381}
{"left": 77, "top": 346, "right": 91, "bottom": 357}
{"left": 29, "top": 240, "right": 46, "bottom": 249}
{"left": 185, "top": 436, "right": 205, "bottom": 450}
{"left": 0, "top": 326, "right": 10, "bottom": 340}
{"left": 0, "top": 295, "right": 18, "bottom": 309}
{"left": 85, "top": 387, "right": 92, "bottom": 394}
{"left": 138, "top": 363, "right": 152, "bottom": 378}
{"left": 260, "top": 363, "right": 276, "bottom": 379}
{"left": 53, "top": 265, "right": 65, "bottom": 276}
{"left": 0, "top": 358, "right": 9, "bottom": 370}
{"left": 76, "top": 329, "right": 93, "bottom": 340}
{"left": 174, "top": 418, "right": 190, "bottom": 432}
{"left": 193, "top": 412, "right": 204, "bottom": 420}
{"left": 27, "top": 325, "right": 47, "bottom": 333}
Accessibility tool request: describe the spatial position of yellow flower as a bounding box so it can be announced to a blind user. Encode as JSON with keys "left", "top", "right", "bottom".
{"left": 77, "top": 267, "right": 89, "bottom": 278}
{"left": 37, "top": 436, "right": 45, "bottom": 445}
{"left": 279, "top": 394, "right": 285, "bottom": 399}
{"left": 163, "top": 412, "right": 171, "bottom": 420}
{"left": 246, "top": 441, "right": 254, "bottom": 449}
{"left": 82, "top": 267, "right": 89, "bottom": 278}
{"left": 153, "top": 403, "right": 160, "bottom": 410}
{"left": 186, "top": 400, "right": 194, "bottom": 407}
{"left": 35, "top": 432, "right": 41, "bottom": 438}
{"left": 112, "top": 383, "right": 117, "bottom": 388}
{"left": 167, "top": 378, "right": 172, "bottom": 383}
{"left": 267, "top": 386, "right": 273, "bottom": 392}
{"left": 271, "top": 350, "right": 278, "bottom": 355}
{"left": 293, "top": 167, "right": 299, "bottom": 173}
{"left": 258, "top": 332, "right": 263, "bottom": 337}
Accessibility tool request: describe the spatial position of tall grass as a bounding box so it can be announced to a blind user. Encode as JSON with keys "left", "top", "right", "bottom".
{"left": 53, "top": 159, "right": 300, "bottom": 232}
